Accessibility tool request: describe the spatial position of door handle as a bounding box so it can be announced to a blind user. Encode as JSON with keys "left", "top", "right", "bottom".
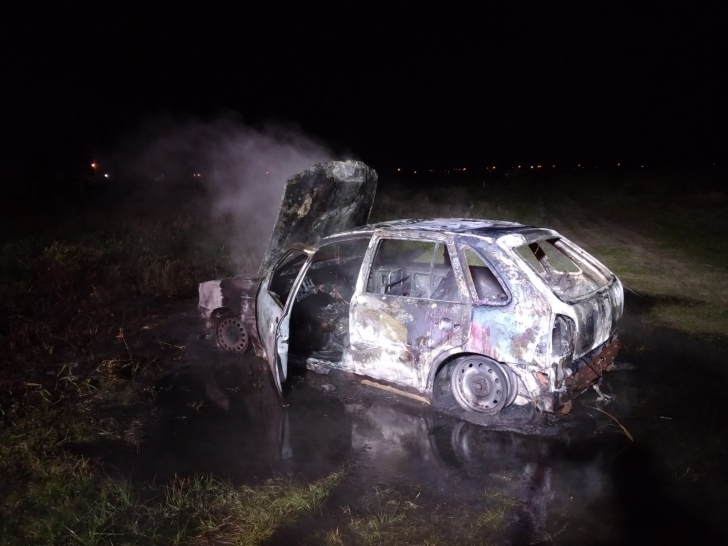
{"left": 439, "top": 317, "right": 453, "bottom": 332}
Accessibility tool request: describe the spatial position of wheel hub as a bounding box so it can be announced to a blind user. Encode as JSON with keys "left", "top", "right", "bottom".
{"left": 469, "top": 376, "right": 490, "bottom": 396}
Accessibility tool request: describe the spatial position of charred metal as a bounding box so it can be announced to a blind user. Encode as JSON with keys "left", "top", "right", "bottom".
{"left": 198, "top": 160, "right": 624, "bottom": 418}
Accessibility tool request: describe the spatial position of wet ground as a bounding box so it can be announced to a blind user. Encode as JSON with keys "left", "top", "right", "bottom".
{"left": 71, "top": 293, "right": 728, "bottom": 545}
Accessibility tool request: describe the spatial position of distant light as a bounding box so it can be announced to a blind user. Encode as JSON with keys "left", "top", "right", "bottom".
{"left": 492, "top": 166, "right": 496, "bottom": 170}
{"left": 617, "top": 163, "right": 621, "bottom": 166}
{"left": 537, "top": 165, "right": 542, "bottom": 169}
{"left": 104, "top": 173, "right": 109, "bottom": 178}
{"left": 463, "top": 167, "right": 467, "bottom": 171}
{"left": 552, "top": 165, "right": 556, "bottom": 168}
{"left": 641, "top": 165, "right": 644, "bottom": 168}
{"left": 577, "top": 164, "right": 581, "bottom": 167}
{"left": 414, "top": 171, "right": 417, "bottom": 174}
{"left": 397, "top": 168, "right": 401, "bottom": 172}
{"left": 265, "top": 171, "right": 269, "bottom": 174}
{"left": 517, "top": 165, "right": 521, "bottom": 169}
{"left": 530, "top": 166, "right": 534, "bottom": 169}
{"left": 91, "top": 162, "right": 97, "bottom": 169}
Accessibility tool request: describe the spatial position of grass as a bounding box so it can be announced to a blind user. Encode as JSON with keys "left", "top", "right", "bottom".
{"left": 472, "top": 506, "right": 507, "bottom": 532}
{"left": 322, "top": 527, "right": 346, "bottom": 546}
{"left": 344, "top": 487, "right": 415, "bottom": 545}
{"left": 310, "top": 486, "right": 519, "bottom": 546}
{"left": 0, "top": 391, "right": 344, "bottom": 545}
{"left": 0, "top": 195, "right": 337, "bottom": 545}
{"left": 1, "top": 215, "right": 248, "bottom": 309}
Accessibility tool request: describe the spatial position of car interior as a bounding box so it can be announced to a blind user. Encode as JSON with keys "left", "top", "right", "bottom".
{"left": 288, "top": 239, "right": 370, "bottom": 363}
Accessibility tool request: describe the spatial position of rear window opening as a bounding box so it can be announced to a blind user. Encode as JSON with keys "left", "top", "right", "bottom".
{"left": 515, "top": 238, "right": 610, "bottom": 301}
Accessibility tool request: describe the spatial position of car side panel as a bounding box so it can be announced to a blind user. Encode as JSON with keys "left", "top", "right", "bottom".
{"left": 459, "top": 239, "right": 552, "bottom": 369}
{"left": 347, "top": 233, "right": 471, "bottom": 393}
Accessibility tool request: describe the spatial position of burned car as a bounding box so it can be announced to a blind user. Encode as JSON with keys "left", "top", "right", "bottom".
{"left": 199, "top": 161, "right": 623, "bottom": 415}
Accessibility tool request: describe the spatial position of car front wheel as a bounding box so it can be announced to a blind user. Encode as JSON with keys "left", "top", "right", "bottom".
{"left": 214, "top": 314, "right": 249, "bottom": 353}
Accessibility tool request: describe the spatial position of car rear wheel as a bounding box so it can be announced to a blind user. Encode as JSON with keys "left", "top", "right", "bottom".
{"left": 215, "top": 315, "right": 249, "bottom": 353}
{"left": 451, "top": 356, "right": 510, "bottom": 415}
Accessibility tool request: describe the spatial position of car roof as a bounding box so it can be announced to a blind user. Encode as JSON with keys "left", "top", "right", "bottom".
{"left": 330, "top": 218, "right": 542, "bottom": 239}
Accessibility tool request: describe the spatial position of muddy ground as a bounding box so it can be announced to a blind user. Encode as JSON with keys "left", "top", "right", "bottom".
{"left": 56, "top": 291, "right": 727, "bottom": 545}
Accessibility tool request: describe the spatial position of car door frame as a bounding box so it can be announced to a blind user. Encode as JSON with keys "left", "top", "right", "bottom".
{"left": 256, "top": 244, "right": 316, "bottom": 394}
{"left": 347, "top": 231, "right": 473, "bottom": 392}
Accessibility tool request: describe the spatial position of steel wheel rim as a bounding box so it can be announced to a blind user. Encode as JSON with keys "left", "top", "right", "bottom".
{"left": 452, "top": 358, "right": 507, "bottom": 414}
{"left": 216, "top": 317, "right": 248, "bottom": 352}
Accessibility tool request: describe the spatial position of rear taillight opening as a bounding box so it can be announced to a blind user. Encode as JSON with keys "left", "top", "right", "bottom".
{"left": 552, "top": 315, "right": 575, "bottom": 359}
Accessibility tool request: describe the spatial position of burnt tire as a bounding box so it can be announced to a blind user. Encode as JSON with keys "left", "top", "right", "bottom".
{"left": 451, "top": 356, "right": 509, "bottom": 415}
{"left": 503, "top": 365, "right": 519, "bottom": 407}
{"left": 214, "top": 315, "right": 249, "bottom": 353}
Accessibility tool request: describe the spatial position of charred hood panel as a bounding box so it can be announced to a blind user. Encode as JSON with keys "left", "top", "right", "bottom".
{"left": 258, "top": 160, "right": 377, "bottom": 277}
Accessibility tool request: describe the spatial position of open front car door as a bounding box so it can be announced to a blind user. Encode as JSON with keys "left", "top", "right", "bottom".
{"left": 256, "top": 247, "right": 313, "bottom": 393}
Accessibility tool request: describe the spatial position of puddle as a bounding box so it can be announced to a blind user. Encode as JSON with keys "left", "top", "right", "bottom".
{"left": 75, "top": 297, "right": 728, "bottom": 544}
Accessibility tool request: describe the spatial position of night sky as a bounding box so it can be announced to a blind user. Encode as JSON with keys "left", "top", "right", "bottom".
{"left": 2, "top": 4, "right": 726, "bottom": 179}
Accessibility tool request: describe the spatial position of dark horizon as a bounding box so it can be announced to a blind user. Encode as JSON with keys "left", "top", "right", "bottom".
{"left": 2, "top": 4, "right": 726, "bottom": 182}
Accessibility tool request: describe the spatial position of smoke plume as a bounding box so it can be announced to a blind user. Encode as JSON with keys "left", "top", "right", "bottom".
{"left": 118, "top": 113, "right": 335, "bottom": 269}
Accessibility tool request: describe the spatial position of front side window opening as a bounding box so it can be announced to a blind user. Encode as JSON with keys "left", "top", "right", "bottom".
{"left": 366, "top": 239, "right": 460, "bottom": 302}
{"left": 288, "top": 238, "right": 371, "bottom": 360}
{"left": 311, "top": 237, "right": 370, "bottom": 266}
{"left": 461, "top": 246, "right": 508, "bottom": 304}
{"left": 298, "top": 238, "right": 371, "bottom": 303}
{"left": 268, "top": 250, "right": 308, "bottom": 306}
{"left": 515, "top": 238, "right": 609, "bottom": 301}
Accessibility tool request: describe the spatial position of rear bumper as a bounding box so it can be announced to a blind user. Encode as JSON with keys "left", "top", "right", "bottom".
{"left": 556, "top": 336, "right": 620, "bottom": 407}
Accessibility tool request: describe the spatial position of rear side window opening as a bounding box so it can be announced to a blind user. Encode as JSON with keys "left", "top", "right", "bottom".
{"left": 515, "top": 238, "right": 610, "bottom": 301}
{"left": 460, "top": 246, "right": 509, "bottom": 304}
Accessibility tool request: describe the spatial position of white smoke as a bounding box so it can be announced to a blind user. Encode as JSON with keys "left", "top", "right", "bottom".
{"left": 120, "top": 113, "right": 335, "bottom": 267}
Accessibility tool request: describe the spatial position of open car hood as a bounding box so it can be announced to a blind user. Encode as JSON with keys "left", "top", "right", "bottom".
{"left": 258, "top": 160, "right": 378, "bottom": 277}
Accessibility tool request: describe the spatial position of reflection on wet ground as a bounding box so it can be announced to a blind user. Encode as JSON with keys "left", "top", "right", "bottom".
{"left": 77, "top": 296, "right": 728, "bottom": 544}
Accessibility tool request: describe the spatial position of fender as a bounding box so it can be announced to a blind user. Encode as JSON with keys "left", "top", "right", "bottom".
{"left": 425, "top": 346, "right": 468, "bottom": 395}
